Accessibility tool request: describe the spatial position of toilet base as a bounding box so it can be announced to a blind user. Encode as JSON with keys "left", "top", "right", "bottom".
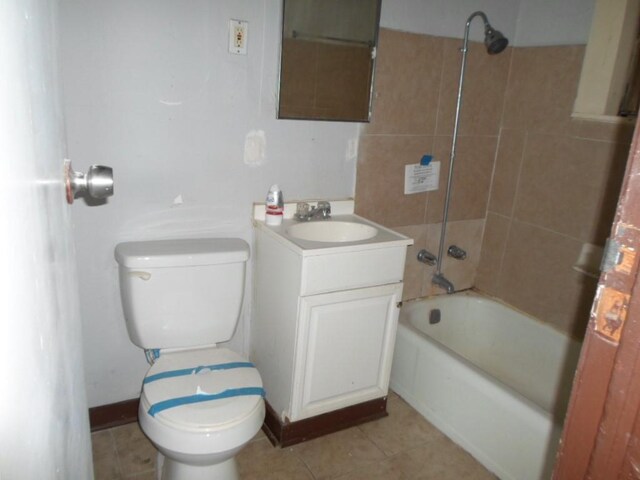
{"left": 157, "top": 452, "right": 239, "bottom": 480}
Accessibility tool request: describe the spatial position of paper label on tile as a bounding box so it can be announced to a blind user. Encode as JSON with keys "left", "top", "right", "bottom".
{"left": 404, "top": 162, "right": 440, "bottom": 194}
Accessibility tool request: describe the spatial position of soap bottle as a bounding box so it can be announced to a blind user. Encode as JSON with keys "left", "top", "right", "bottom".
{"left": 265, "top": 184, "right": 284, "bottom": 226}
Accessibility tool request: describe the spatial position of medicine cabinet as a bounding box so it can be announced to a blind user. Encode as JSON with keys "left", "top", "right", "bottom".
{"left": 277, "top": 0, "right": 382, "bottom": 122}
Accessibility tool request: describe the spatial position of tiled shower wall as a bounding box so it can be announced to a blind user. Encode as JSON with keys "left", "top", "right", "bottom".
{"left": 354, "top": 28, "right": 634, "bottom": 337}
{"left": 476, "top": 45, "right": 633, "bottom": 338}
{"left": 355, "top": 29, "right": 511, "bottom": 299}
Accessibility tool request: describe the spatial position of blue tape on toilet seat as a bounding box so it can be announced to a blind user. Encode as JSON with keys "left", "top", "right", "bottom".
{"left": 147, "top": 387, "right": 266, "bottom": 417}
{"left": 143, "top": 361, "right": 256, "bottom": 385}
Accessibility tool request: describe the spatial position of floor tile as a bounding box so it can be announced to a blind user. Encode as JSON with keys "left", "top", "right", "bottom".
{"left": 395, "top": 440, "right": 497, "bottom": 479}
{"left": 291, "top": 426, "right": 386, "bottom": 479}
{"left": 92, "top": 392, "right": 495, "bottom": 480}
{"left": 111, "top": 423, "right": 157, "bottom": 477}
{"left": 91, "top": 430, "right": 121, "bottom": 480}
{"left": 334, "top": 441, "right": 496, "bottom": 480}
{"left": 358, "top": 394, "right": 445, "bottom": 456}
{"left": 125, "top": 472, "right": 157, "bottom": 480}
{"left": 237, "top": 438, "right": 314, "bottom": 480}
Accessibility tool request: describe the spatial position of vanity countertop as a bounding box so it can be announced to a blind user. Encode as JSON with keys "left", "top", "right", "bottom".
{"left": 252, "top": 200, "right": 413, "bottom": 256}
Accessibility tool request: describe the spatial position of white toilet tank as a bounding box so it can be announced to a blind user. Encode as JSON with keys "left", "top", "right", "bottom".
{"left": 114, "top": 238, "right": 249, "bottom": 350}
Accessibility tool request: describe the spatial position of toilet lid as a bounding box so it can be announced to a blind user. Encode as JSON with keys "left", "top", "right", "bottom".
{"left": 141, "top": 347, "right": 263, "bottom": 431}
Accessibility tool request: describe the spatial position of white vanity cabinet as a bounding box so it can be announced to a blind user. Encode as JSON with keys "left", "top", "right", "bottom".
{"left": 251, "top": 202, "right": 412, "bottom": 439}
{"left": 291, "top": 283, "right": 402, "bottom": 420}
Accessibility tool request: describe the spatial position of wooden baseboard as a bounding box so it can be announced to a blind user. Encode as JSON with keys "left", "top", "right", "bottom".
{"left": 89, "top": 398, "right": 139, "bottom": 432}
{"left": 262, "top": 397, "right": 388, "bottom": 447}
{"left": 90, "top": 395, "right": 388, "bottom": 445}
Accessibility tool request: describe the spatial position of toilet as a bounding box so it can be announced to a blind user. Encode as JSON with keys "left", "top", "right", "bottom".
{"left": 114, "top": 238, "right": 265, "bottom": 480}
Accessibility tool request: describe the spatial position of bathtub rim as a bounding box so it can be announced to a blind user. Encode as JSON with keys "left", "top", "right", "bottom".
{"left": 398, "top": 290, "right": 575, "bottom": 419}
{"left": 403, "top": 288, "right": 582, "bottom": 341}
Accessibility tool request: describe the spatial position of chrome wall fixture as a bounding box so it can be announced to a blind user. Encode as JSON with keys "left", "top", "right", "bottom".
{"left": 432, "top": 11, "right": 508, "bottom": 293}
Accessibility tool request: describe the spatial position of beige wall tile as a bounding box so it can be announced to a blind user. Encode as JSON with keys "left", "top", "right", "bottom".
{"left": 426, "top": 135, "right": 497, "bottom": 223}
{"left": 502, "top": 46, "right": 584, "bottom": 136}
{"left": 436, "top": 40, "right": 512, "bottom": 136}
{"left": 355, "top": 135, "right": 433, "bottom": 227}
{"left": 476, "top": 213, "right": 511, "bottom": 297}
{"left": 354, "top": 34, "right": 622, "bottom": 338}
{"left": 488, "top": 129, "right": 526, "bottom": 216}
{"left": 513, "top": 134, "right": 629, "bottom": 244}
{"left": 365, "top": 29, "right": 443, "bottom": 135}
{"left": 392, "top": 224, "right": 428, "bottom": 300}
{"left": 576, "top": 118, "right": 636, "bottom": 144}
{"left": 423, "top": 220, "right": 484, "bottom": 295}
{"left": 499, "top": 220, "right": 597, "bottom": 337}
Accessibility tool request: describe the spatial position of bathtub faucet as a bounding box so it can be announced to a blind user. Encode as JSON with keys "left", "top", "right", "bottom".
{"left": 432, "top": 273, "right": 455, "bottom": 294}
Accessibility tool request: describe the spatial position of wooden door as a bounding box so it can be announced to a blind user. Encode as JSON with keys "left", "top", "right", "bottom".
{"left": 554, "top": 120, "right": 640, "bottom": 479}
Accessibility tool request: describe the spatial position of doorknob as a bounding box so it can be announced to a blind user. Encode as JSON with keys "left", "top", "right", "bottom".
{"left": 64, "top": 160, "right": 114, "bottom": 204}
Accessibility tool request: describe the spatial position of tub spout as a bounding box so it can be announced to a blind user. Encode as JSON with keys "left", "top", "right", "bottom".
{"left": 433, "top": 273, "right": 455, "bottom": 294}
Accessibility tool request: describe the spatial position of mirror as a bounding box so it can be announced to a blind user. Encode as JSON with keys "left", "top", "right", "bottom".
{"left": 277, "top": 0, "right": 382, "bottom": 122}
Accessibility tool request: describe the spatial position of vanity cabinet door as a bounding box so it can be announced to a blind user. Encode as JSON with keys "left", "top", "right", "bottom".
{"left": 290, "top": 283, "right": 402, "bottom": 421}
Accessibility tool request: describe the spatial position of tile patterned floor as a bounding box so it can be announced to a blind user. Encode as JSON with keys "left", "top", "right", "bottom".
{"left": 92, "top": 392, "right": 496, "bottom": 480}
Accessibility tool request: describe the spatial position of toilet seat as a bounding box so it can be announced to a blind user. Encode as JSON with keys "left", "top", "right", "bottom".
{"left": 141, "top": 347, "right": 263, "bottom": 433}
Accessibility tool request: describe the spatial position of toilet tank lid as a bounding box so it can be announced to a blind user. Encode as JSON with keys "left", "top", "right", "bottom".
{"left": 115, "top": 238, "right": 249, "bottom": 268}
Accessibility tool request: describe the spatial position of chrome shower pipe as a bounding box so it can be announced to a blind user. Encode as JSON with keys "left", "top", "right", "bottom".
{"left": 435, "top": 11, "right": 498, "bottom": 275}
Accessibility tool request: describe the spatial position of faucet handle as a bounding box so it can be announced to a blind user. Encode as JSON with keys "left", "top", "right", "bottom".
{"left": 417, "top": 249, "right": 437, "bottom": 266}
{"left": 318, "top": 201, "right": 331, "bottom": 213}
{"left": 447, "top": 245, "right": 467, "bottom": 260}
{"left": 296, "top": 202, "right": 310, "bottom": 216}
{"left": 317, "top": 201, "right": 331, "bottom": 216}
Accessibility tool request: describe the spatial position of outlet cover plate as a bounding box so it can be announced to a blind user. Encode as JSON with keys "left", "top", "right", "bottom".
{"left": 229, "top": 19, "right": 248, "bottom": 55}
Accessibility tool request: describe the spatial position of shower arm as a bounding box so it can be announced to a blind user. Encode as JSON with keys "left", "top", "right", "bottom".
{"left": 435, "top": 11, "right": 487, "bottom": 275}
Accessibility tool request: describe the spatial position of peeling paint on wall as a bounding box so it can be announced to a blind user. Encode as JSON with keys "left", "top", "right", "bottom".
{"left": 244, "top": 130, "right": 266, "bottom": 166}
{"left": 346, "top": 137, "right": 359, "bottom": 162}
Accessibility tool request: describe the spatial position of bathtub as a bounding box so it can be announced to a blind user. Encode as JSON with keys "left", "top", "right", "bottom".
{"left": 390, "top": 291, "right": 582, "bottom": 480}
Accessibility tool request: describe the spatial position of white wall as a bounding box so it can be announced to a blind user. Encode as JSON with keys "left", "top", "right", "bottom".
{"left": 63, "top": 0, "right": 598, "bottom": 408}
{"left": 380, "top": 0, "right": 595, "bottom": 46}
{"left": 1, "top": 0, "right": 92, "bottom": 476}
{"left": 380, "top": 0, "right": 520, "bottom": 43}
{"left": 514, "top": 0, "right": 596, "bottom": 46}
{"left": 61, "top": 0, "right": 359, "bottom": 407}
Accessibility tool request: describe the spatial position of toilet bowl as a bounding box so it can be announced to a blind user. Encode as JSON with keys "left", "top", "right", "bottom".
{"left": 114, "top": 238, "right": 265, "bottom": 480}
{"left": 138, "top": 347, "right": 264, "bottom": 480}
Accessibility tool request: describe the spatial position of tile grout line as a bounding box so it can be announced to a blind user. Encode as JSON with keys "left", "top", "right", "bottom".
{"left": 497, "top": 129, "right": 528, "bottom": 290}
{"left": 108, "top": 428, "right": 126, "bottom": 480}
{"left": 432, "top": 37, "right": 447, "bottom": 139}
{"left": 489, "top": 44, "right": 517, "bottom": 295}
{"left": 288, "top": 445, "right": 321, "bottom": 480}
{"left": 111, "top": 424, "right": 157, "bottom": 479}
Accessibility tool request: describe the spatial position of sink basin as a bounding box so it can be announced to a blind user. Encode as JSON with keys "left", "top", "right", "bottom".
{"left": 286, "top": 221, "right": 379, "bottom": 243}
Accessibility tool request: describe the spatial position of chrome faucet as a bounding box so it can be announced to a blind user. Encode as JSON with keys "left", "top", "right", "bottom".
{"left": 432, "top": 272, "right": 455, "bottom": 294}
{"left": 294, "top": 201, "right": 331, "bottom": 221}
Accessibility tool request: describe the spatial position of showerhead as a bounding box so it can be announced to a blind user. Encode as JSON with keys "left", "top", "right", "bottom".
{"left": 484, "top": 25, "right": 509, "bottom": 54}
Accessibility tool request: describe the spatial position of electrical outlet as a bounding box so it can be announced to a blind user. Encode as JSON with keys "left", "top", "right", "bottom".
{"left": 229, "top": 19, "right": 248, "bottom": 55}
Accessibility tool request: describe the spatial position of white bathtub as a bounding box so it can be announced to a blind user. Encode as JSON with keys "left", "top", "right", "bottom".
{"left": 390, "top": 291, "right": 582, "bottom": 480}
